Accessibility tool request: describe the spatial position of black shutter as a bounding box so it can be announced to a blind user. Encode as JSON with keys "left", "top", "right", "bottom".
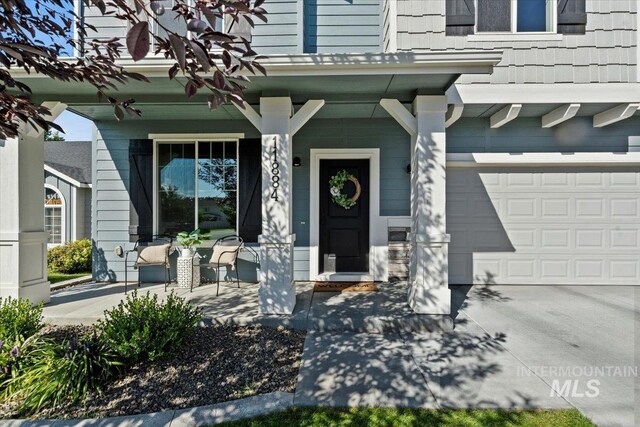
{"left": 129, "top": 139, "right": 153, "bottom": 242}
{"left": 238, "top": 139, "right": 261, "bottom": 242}
{"left": 557, "top": 0, "right": 587, "bottom": 34}
{"left": 446, "top": 0, "right": 475, "bottom": 36}
{"left": 477, "top": 0, "right": 511, "bottom": 32}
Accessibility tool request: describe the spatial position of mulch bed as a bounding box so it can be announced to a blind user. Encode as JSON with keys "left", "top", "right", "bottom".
{"left": 0, "top": 324, "right": 306, "bottom": 420}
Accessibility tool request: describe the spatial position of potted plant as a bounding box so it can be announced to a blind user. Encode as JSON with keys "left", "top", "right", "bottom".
{"left": 176, "top": 229, "right": 203, "bottom": 258}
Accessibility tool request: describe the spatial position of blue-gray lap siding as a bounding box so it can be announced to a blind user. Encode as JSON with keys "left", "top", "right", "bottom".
{"left": 84, "top": 0, "right": 382, "bottom": 56}
{"left": 91, "top": 116, "right": 640, "bottom": 282}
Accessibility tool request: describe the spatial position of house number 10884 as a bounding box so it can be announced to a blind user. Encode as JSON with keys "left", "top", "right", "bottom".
{"left": 270, "top": 136, "right": 280, "bottom": 201}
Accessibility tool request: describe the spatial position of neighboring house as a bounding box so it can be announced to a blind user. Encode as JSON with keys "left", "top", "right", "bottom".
{"left": 44, "top": 141, "right": 92, "bottom": 247}
{"left": 6, "top": 0, "right": 639, "bottom": 311}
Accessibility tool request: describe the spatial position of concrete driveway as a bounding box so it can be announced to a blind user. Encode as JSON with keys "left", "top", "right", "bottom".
{"left": 295, "top": 285, "right": 639, "bottom": 427}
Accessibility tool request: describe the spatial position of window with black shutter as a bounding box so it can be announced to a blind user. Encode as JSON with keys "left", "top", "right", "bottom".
{"left": 447, "top": 0, "right": 585, "bottom": 35}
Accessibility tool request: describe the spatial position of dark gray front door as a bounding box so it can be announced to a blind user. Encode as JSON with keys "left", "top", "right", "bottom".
{"left": 319, "top": 159, "right": 370, "bottom": 273}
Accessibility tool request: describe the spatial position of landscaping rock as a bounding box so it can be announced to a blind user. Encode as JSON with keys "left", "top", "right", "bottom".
{"left": 0, "top": 325, "right": 305, "bottom": 420}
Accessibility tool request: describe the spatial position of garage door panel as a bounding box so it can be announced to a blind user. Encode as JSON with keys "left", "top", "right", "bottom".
{"left": 447, "top": 167, "right": 640, "bottom": 285}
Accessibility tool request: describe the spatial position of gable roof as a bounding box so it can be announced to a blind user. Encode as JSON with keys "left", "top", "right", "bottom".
{"left": 44, "top": 141, "right": 92, "bottom": 186}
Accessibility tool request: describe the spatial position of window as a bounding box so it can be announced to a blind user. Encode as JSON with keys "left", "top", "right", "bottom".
{"left": 157, "top": 141, "right": 237, "bottom": 239}
{"left": 44, "top": 186, "right": 63, "bottom": 245}
{"left": 477, "top": 0, "right": 556, "bottom": 33}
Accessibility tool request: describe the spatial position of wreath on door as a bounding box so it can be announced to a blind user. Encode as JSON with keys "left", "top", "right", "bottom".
{"left": 329, "top": 169, "right": 361, "bottom": 209}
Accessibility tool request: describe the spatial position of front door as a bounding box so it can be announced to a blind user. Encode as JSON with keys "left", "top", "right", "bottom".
{"left": 319, "top": 159, "right": 370, "bottom": 273}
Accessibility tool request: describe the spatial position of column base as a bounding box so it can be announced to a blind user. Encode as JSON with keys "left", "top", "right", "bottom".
{"left": 258, "top": 234, "right": 297, "bottom": 315}
{"left": 408, "top": 236, "right": 450, "bottom": 315}
{"left": 259, "top": 280, "right": 297, "bottom": 315}
{"left": 408, "top": 282, "right": 451, "bottom": 315}
{"left": 0, "top": 232, "right": 51, "bottom": 304}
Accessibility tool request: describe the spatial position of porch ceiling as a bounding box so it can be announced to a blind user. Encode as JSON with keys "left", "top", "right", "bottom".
{"left": 25, "top": 73, "right": 458, "bottom": 121}
{"left": 17, "top": 51, "right": 504, "bottom": 121}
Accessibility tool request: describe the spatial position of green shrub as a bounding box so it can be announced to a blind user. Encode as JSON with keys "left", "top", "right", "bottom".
{"left": 47, "top": 239, "right": 92, "bottom": 274}
{"left": 98, "top": 291, "right": 202, "bottom": 363}
{"left": 0, "top": 297, "right": 44, "bottom": 345}
{"left": 3, "top": 333, "right": 121, "bottom": 413}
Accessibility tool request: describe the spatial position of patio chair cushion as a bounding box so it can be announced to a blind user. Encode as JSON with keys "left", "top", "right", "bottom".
{"left": 136, "top": 243, "right": 170, "bottom": 266}
{"left": 209, "top": 240, "right": 241, "bottom": 268}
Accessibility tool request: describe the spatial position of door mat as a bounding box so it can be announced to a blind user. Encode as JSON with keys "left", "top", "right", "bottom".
{"left": 313, "top": 282, "right": 378, "bottom": 292}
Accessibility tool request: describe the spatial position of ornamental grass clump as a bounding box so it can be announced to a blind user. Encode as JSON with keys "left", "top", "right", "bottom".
{"left": 2, "top": 333, "right": 121, "bottom": 414}
{"left": 0, "top": 297, "right": 44, "bottom": 385}
{"left": 98, "top": 291, "right": 202, "bottom": 364}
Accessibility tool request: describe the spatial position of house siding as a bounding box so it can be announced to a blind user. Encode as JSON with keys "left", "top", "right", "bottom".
{"left": 83, "top": 0, "right": 383, "bottom": 56}
{"left": 394, "top": 0, "right": 638, "bottom": 84}
{"left": 91, "top": 115, "right": 640, "bottom": 282}
{"left": 304, "top": 0, "right": 383, "bottom": 53}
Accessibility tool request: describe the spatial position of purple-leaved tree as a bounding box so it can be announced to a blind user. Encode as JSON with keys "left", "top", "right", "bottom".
{"left": 0, "top": 0, "right": 266, "bottom": 138}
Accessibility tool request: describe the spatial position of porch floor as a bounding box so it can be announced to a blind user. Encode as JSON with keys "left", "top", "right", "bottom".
{"left": 42, "top": 281, "right": 451, "bottom": 332}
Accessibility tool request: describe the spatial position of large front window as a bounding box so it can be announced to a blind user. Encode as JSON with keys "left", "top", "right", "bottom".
{"left": 157, "top": 141, "right": 238, "bottom": 239}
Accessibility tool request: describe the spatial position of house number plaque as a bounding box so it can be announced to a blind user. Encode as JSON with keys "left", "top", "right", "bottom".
{"left": 270, "top": 136, "right": 280, "bottom": 201}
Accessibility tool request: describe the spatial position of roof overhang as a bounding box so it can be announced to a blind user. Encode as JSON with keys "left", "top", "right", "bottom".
{"left": 11, "top": 51, "right": 503, "bottom": 121}
{"left": 111, "top": 51, "right": 504, "bottom": 77}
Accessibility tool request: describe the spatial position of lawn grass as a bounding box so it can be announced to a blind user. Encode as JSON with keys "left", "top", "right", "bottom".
{"left": 48, "top": 272, "right": 90, "bottom": 284}
{"left": 219, "top": 407, "right": 595, "bottom": 427}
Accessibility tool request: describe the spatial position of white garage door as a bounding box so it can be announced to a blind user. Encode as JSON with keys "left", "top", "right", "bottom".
{"left": 447, "top": 167, "right": 640, "bottom": 285}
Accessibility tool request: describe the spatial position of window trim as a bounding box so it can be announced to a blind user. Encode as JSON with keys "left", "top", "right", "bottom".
{"left": 44, "top": 184, "right": 65, "bottom": 247}
{"left": 151, "top": 134, "right": 244, "bottom": 239}
{"left": 474, "top": 0, "right": 558, "bottom": 35}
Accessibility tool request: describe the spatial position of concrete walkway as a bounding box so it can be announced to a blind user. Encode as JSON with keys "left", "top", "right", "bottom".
{"left": 42, "top": 281, "right": 451, "bottom": 332}
{"left": 40, "top": 282, "right": 638, "bottom": 426}
{"left": 295, "top": 285, "right": 639, "bottom": 427}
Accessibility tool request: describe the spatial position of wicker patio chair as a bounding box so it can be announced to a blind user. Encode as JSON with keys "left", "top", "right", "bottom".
{"left": 200, "top": 235, "right": 243, "bottom": 296}
{"left": 124, "top": 235, "right": 173, "bottom": 293}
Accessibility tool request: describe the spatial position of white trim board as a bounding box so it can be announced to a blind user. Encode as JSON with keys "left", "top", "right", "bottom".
{"left": 309, "top": 148, "right": 384, "bottom": 282}
{"left": 148, "top": 133, "right": 245, "bottom": 141}
{"left": 447, "top": 152, "right": 640, "bottom": 167}
{"left": 448, "top": 83, "right": 640, "bottom": 104}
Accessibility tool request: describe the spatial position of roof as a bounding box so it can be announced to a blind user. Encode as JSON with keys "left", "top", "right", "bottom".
{"left": 44, "top": 141, "right": 92, "bottom": 186}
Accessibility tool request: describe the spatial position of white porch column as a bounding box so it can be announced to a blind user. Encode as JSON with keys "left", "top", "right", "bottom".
{"left": 380, "top": 95, "right": 450, "bottom": 314}
{"left": 0, "top": 103, "right": 66, "bottom": 303}
{"left": 258, "top": 97, "right": 296, "bottom": 314}
{"left": 0, "top": 129, "right": 48, "bottom": 302}
{"left": 409, "top": 96, "right": 450, "bottom": 314}
{"left": 237, "top": 97, "right": 324, "bottom": 314}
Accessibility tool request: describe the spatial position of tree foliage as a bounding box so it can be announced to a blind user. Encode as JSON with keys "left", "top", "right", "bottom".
{"left": 0, "top": 0, "right": 267, "bottom": 139}
{"left": 44, "top": 129, "right": 65, "bottom": 141}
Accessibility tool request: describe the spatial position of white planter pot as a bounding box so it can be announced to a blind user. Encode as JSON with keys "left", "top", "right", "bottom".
{"left": 180, "top": 247, "right": 194, "bottom": 258}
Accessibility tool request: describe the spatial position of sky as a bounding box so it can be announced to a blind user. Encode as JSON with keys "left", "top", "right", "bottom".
{"left": 54, "top": 111, "right": 93, "bottom": 141}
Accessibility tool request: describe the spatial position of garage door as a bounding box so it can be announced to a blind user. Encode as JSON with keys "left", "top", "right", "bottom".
{"left": 447, "top": 167, "right": 640, "bottom": 285}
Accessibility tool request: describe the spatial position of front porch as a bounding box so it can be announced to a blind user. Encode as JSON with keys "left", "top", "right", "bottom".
{"left": 42, "top": 280, "right": 452, "bottom": 333}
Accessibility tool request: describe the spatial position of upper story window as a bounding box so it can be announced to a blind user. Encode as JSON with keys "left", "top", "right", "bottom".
{"left": 445, "top": 0, "right": 587, "bottom": 36}
{"left": 477, "top": 0, "right": 556, "bottom": 33}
